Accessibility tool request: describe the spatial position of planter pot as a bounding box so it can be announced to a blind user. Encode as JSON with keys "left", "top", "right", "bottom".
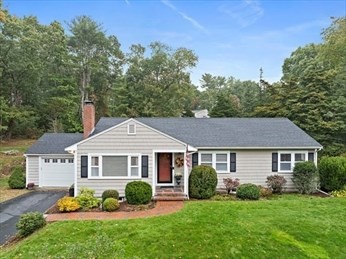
{"left": 175, "top": 176, "right": 182, "bottom": 186}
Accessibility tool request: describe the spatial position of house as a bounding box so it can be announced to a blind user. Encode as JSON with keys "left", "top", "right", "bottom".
{"left": 192, "top": 109, "right": 209, "bottom": 118}
{"left": 25, "top": 101, "right": 322, "bottom": 198}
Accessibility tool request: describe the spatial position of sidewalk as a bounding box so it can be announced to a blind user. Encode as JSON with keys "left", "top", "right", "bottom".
{"left": 45, "top": 201, "right": 184, "bottom": 222}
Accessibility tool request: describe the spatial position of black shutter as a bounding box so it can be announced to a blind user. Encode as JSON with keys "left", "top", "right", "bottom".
{"left": 272, "top": 153, "right": 278, "bottom": 172}
{"left": 308, "top": 152, "right": 314, "bottom": 162}
{"left": 192, "top": 153, "right": 198, "bottom": 167}
{"left": 230, "top": 153, "right": 236, "bottom": 172}
{"left": 81, "top": 156, "right": 88, "bottom": 178}
{"left": 142, "top": 155, "right": 149, "bottom": 178}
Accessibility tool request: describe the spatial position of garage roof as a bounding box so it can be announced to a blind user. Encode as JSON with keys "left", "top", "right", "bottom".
{"left": 26, "top": 133, "right": 83, "bottom": 155}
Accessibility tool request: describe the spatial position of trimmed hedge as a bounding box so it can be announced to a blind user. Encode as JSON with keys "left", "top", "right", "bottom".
{"left": 8, "top": 167, "right": 26, "bottom": 189}
{"left": 16, "top": 212, "right": 46, "bottom": 237}
{"left": 102, "top": 189, "right": 119, "bottom": 203}
{"left": 318, "top": 156, "right": 346, "bottom": 192}
{"left": 189, "top": 165, "right": 218, "bottom": 199}
{"left": 125, "top": 181, "right": 152, "bottom": 205}
{"left": 292, "top": 161, "right": 318, "bottom": 194}
{"left": 236, "top": 183, "right": 260, "bottom": 200}
{"left": 103, "top": 198, "right": 120, "bottom": 212}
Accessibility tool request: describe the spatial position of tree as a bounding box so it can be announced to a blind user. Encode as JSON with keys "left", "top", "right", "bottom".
{"left": 113, "top": 42, "right": 198, "bottom": 117}
{"left": 67, "top": 16, "right": 124, "bottom": 119}
{"left": 255, "top": 18, "right": 346, "bottom": 156}
{"left": 0, "top": 9, "right": 73, "bottom": 138}
{"left": 209, "top": 94, "right": 240, "bottom": 117}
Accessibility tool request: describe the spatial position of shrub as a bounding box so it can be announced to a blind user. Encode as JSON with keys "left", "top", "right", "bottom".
{"left": 16, "top": 211, "right": 46, "bottom": 237}
{"left": 292, "top": 161, "right": 319, "bottom": 194}
{"left": 102, "top": 189, "right": 119, "bottom": 203}
{"left": 319, "top": 156, "right": 346, "bottom": 192}
{"left": 57, "top": 197, "right": 80, "bottom": 212}
{"left": 125, "top": 181, "right": 152, "bottom": 205}
{"left": 236, "top": 183, "right": 260, "bottom": 200}
{"left": 223, "top": 178, "right": 240, "bottom": 194}
{"left": 266, "top": 175, "right": 287, "bottom": 194}
{"left": 76, "top": 187, "right": 100, "bottom": 209}
{"left": 331, "top": 189, "right": 346, "bottom": 197}
{"left": 189, "top": 165, "right": 218, "bottom": 199}
{"left": 8, "top": 167, "right": 25, "bottom": 189}
{"left": 103, "top": 198, "right": 120, "bottom": 212}
{"left": 259, "top": 186, "right": 273, "bottom": 198}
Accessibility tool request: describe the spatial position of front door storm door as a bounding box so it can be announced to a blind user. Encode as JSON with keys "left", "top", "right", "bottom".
{"left": 157, "top": 153, "right": 173, "bottom": 183}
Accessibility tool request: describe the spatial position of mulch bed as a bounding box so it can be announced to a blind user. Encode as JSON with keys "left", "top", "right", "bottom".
{"left": 45, "top": 200, "right": 156, "bottom": 214}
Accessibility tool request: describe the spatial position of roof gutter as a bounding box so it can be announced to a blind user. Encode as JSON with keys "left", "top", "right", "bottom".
{"left": 196, "top": 146, "right": 323, "bottom": 150}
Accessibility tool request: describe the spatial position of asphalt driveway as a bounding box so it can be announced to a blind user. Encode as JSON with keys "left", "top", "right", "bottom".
{"left": 0, "top": 191, "right": 66, "bottom": 245}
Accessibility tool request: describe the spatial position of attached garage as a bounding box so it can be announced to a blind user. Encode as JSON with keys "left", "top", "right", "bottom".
{"left": 25, "top": 133, "right": 83, "bottom": 188}
{"left": 40, "top": 157, "right": 74, "bottom": 187}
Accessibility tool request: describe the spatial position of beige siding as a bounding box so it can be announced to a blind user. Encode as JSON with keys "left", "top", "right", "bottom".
{"left": 197, "top": 150, "right": 316, "bottom": 191}
{"left": 233, "top": 150, "right": 295, "bottom": 190}
{"left": 77, "top": 121, "right": 186, "bottom": 197}
{"left": 26, "top": 156, "right": 39, "bottom": 185}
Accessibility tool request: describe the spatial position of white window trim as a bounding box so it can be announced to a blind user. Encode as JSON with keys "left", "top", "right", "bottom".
{"left": 88, "top": 153, "right": 142, "bottom": 179}
{"left": 278, "top": 151, "right": 309, "bottom": 173}
{"left": 128, "top": 123, "right": 136, "bottom": 135}
{"left": 199, "top": 151, "right": 229, "bottom": 173}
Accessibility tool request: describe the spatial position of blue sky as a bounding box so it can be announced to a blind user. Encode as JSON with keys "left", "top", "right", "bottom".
{"left": 3, "top": 0, "right": 346, "bottom": 85}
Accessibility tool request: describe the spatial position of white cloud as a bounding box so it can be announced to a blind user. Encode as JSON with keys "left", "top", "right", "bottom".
{"left": 219, "top": 0, "right": 264, "bottom": 27}
{"left": 161, "top": 0, "right": 207, "bottom": 33}
{"left": 124, "top": 0, "right": 130, "bottom": 6}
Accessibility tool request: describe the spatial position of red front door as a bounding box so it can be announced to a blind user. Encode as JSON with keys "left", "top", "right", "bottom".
{"left": 158, "top": 153, "right": 172, "bottom": 183}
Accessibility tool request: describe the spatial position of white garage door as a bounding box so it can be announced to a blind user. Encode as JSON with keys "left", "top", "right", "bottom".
{"left": 41, "top": 157, "right": 74, "bottom": 187}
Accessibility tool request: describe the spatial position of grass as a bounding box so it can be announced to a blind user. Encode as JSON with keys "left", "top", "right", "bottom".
{"left": 1, "top": 195, "right": 345, "bottom": 258}
{"left": 0, "top": 139, "right": 35, "bottom": 202}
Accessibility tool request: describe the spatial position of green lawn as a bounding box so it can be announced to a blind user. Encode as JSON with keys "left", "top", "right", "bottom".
{"left": 1, "top": 195, "right": 346, "bottom": 258}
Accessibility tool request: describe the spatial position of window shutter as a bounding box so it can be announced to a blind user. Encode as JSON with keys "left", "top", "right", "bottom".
{"left": 272, "top": 153, "right": 278, "bottom": 172}
{"left": 142, "top": 155, "right": 149, "bottom": 178}
{"left": 230, "top": 153, "right": 236, "bottom": 172}
{"left": 81, "top": 156, "right": 88, "bottom": 178}
{"left": 308, "top": 152, "right": 314, "bottom": 162}
{"left": 192, "top": 153, "right": 198, "bottom": 167}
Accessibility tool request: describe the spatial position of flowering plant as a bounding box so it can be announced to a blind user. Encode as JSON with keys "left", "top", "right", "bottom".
{"left": 175, "top": 172, "right": 183, "bottom": 178}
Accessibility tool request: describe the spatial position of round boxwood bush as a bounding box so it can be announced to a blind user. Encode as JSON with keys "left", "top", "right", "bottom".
{"left": 189, "top": 165, "right": 218, "bottom": 199}
{"left": 16, "top": 211, "right": 46, "bottom": 237}
{"left": 125, "top": 181, "right": 152, "bottom": 205}
{"left": 8, "top": 166, "right": 26, "bottom": 189}
{"left": 102, "top": 189, "right": 119, "bottom": 203}
{"left": 236, "top": 183, "right": 260, "bottom": 200}
{"left": 103, "top": 198, "right": 120, "bottom": 212}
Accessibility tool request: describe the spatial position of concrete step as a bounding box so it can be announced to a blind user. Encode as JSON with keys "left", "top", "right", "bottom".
{"left": 153, "top": 195, "right": 187, "bottom": 201}
{"left": 155, "top": 192, "right": 186, "bottom": 197}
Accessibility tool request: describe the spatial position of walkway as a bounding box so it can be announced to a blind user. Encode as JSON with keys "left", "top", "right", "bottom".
{"left": 45, "top": 201, "right": 184, "bottom": 222}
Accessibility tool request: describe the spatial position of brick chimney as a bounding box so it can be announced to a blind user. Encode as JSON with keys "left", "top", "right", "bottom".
{"left": 83, "top": 100, "right": 95, "bottom": 139}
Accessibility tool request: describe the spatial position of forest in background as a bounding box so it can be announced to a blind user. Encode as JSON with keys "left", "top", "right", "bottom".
{"left": 0, "top": 3, "right": 345, "bottom": 156}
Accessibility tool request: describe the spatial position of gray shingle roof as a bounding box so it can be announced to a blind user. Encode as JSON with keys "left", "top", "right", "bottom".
{"left": 26, "top": 118, "right": 322, "bottom": 155}
{"left": 95, "top": 117, "right": 322, "bottom": 148}
{"left": 26, "top": 133, "right": 83, "bottom": 155}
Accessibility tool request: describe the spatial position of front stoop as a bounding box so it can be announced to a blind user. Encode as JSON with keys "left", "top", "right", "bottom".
{"left": 153, "top": 192, "right": 188, "bottom": 201}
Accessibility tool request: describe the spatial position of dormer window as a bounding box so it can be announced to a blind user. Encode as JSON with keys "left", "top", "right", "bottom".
{"left": 128, "top": 123, "right": 136, "bottom": 135}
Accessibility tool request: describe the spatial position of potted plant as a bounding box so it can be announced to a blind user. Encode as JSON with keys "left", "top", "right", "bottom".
{"left": 174, "top": 172, "right": 183, "bottom": 186}
{"left": 26, "top": 182, "right": 35, "bottom": 190}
